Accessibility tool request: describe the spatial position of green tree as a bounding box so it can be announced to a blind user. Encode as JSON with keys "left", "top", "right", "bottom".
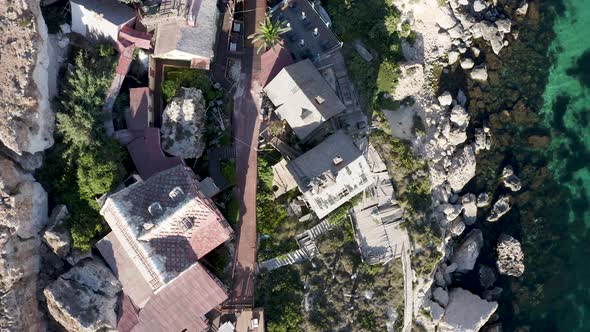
{"left": 248, "top": 15, "right": 290, "bottom": 54}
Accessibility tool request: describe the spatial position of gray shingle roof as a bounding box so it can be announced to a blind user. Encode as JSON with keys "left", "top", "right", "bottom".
{"left": 264, "top": 59, "right": 346, "bottom": 140}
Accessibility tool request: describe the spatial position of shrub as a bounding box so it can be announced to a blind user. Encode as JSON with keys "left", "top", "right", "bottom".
{"left": 221, "top": 160, "right": 237, "bottom": 186}
{"left": 162, "top": 67, "right": 210, "bottom": 103}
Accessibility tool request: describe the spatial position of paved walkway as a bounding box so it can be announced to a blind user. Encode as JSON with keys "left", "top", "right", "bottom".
{"left": 401, "top": 235, "right": 413, "bottom": 332}
{"left": 226, "top": 0, "right": 266, "bottom": 308}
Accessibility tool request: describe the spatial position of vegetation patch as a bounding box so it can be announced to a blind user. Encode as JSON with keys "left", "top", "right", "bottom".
{"left": 221, "top": 160, "right": 237, "bottom": 186}
{"left": 161, "top": 67, "right": 220, "bottom": 103}
{"left": 37, "top": 44, "right": 129, "bottom": 251}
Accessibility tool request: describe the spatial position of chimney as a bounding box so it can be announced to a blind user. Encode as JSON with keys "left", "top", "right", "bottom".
{"left": 301, "top": 11, "right": 306, "bottom": 20}
{"left": 169, "top": 186, "right": 185, "bottom": 202}
{"left": 148, "top": 202, "right": 163, "bottom": 217}
{"left": 333, "top": 154, "right": 343, "bottom": 165}
{"left": 313, "top": 28, "right": 319, "bottom": 37}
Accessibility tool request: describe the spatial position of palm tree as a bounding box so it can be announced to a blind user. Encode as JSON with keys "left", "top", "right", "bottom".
{"left": 248, "top": 15, "right": 291, "bottom": 54}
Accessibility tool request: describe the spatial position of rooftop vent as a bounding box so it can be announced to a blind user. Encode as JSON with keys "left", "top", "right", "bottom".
{"left": 315, "top": 95, "right": 325, "bottom": 104}
{"left": 143, "top": 222, "right": 155, "bottom": 231}
{"left": 169, "top": 186, "right": 185, "bottom": 201}
{"left": 148, "top": 202, "right": 163, "bottom": 217}
{"left": 313, "top": 27, "right": 319, "bottom": 37}
{"left": 251, "top": 318, "right": 259, "bottom": 328}
{"left": 301, "top": 11, "right": 306, "bottom": 20}
{"left": 333, "top": 154, "right": 343, "bottom": 165}
{"left": 179, "top": 217, "right": 194, "bottom": 231}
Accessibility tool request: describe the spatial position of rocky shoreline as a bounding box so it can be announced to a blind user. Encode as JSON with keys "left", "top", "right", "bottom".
{"left": 391, "top": 0, "right": 534, "bottom": 329}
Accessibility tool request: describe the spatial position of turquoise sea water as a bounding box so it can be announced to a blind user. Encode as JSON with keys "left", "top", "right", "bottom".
{"left": 521, "top": 0, "right": 590, "bottom": 330}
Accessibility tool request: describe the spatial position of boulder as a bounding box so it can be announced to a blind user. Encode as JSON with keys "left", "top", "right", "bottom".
{"left": 471, "top": 46, "right": 481, "bottom": 57}
{"left": 457, "top": 89, "right": 467, "bottom": 106}
{"left": 161, "top": 87, "right": 207, "bottom": 159}
{"left": 431, "top": 301, "right": 445, "bottom": 322}
{"left": 436, "top": 7, "right": 458, "bottom": 30}
{"left": 60, "top": 23, "right": 71, "bottom": 34}
{"left": 450, "top": 216, "right": 466, "bottom": 237}
{"left": 450, "top": 229, "right": 483, "bottom": 272}
{"left": 433, "top": 287, "right": 450, "bottom": 307}
{"left": 447, "top": 145, "right": 477, "bottom": 192}
{"left": 495, "top": 19, "right": 512, "bottom": 34}
{"left": 487, "top": 195, "right": 511, "bottom": 222}
{"left": 445, "top": 262, "right": 458, "bottom": 274}
{"left": 438, "top": 288, "right": 498, "bottom": 332}
{"left": 438, "top": 91, "right": 454, "bottom": 107}
{"left": 448, "top": 50, "right": 460, "bottom": 65}
{"left": 450, "top": 105, "right": 469, "bottom": 127}
{"left": 448, "top": 128, "right": 468, "bottom": 146}
{"left": 460, "top": 58, "right": 475, "bottom": 69}
{"left": 477, "top": 192, "right": 492, "bottom": 207}
{"left": 444, "top": 204, "right": 463, "bottom": 221}
{"left": 0, "top": 0, "right": 55, "bottom": 156}
{"left": 0, "top": 156, "right": 48, "bottom": 331}
{"left": 42, "top": 205, "right": 71, "bottom": 258}
{"left": 470, "top": 65, "right": 489, "bottom": 81}
{"left": 473, "top": 0, "right": 487, "bottom": 12}
{"left": 516, "top": 2, "right": 529, "bottom": 16}
{"left": 479, "top": 265, "right": 497, "bottom": 289}
{"left": 501, "top": 165, "right": 522, "bottom": 191}
{"left": 462, "top": 193, "right": 478, "bottom": 225}
{"left": 496, "top": 234, "right": 525, "bottom": 277}
{"left": 475, "top": 127, "right": 492, "bottom": 152}
{"left": 44, "top": 258, "right": 122, "bottom": 332}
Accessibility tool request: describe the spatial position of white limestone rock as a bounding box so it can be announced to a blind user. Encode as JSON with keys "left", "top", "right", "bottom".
{"left": 473, "top": 0, "right": 487, "bottom": 12}
{"left": 450, "top": 105, "right": 469, "bottom": 127}
{"left": 161, "top": 87, "right": 207, "bottom": 159}
{"left": 450, "top": 229, "right": 483, "bottom": 272}
{"left": 460, "top": 57, "right": 475, "bottom": 70}
{"left": 471, "top": 65, "right": 489, "bottom": 81}
{"left": 448, "top": 50, "right": 460, "bottom": 65}
{"left": 44, "top": 258, "right": 122, "bottom": 332}
{"left": 487, "top": 195, "right": 511, "bottom": 222}
{"left": 0, "top": 156, "right": 48, "bottom": 331}
{"left": 447, "top": 145, "right": 477, "bottom": 192}
{"left": 475, "top": 127, "right": 492, "bottom": 152}
{"left": 436, "top": 7, "right": 458, "bottom": 30}
{"left": 461, "top": 193, "right": 478, "bottom": 225}
{"left": 477, "top": 192, "right": 492, "bottom": 207}
{"left": 496, "top": 234, "right": 525, "bottom": 277}
{"left": 495, "top": 19, "right": 512, "bottom": 34}
{"left": 438, "top": 91, "right": 454, "bottom": 107}
{"left": 43, "top": 205, "right": 72, "bottom": 258}
{"left": 450, "top": 216, "right": 466, "bottom": 237}
{"left": 438, "top": 288, "right": 498, "bottom": 332}
{"left": 516, "top": 2, "right": 529, "bottom": 16}
{"left": 502, "top": 165, "right": 522, "bottom": 192}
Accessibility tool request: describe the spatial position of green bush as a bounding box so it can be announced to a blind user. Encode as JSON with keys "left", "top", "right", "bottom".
{"left": 221, "top": 160, "right": 237, "bottom": 186}
{"left": 37, "top": 44, "right": 128, "bottom": 251}
{"left": 162, "top": 67, "right": 211, "bottom": 103}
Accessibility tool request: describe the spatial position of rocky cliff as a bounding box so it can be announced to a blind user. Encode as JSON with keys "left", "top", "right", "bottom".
{"left": 0, "top": 156, "right": 48, "bottom": 331}
{"left": 0, "top": 0, "right": 55, "bottom": 157}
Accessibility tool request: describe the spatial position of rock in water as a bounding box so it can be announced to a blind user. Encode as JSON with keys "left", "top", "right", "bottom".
{"left": 433, "top": 287, "right": 450, "bottom": 307}
{"left": 438, "top": 288, "right": 498, "bottom": 332}
{"left": 479, "top": 265, "right": 497, "bottom": 289}
{"left": 462, "top": 193, "right": 478, "bottom": 225}
{"left": 477, "top": 192, "right": 492, "bottom": 207}
{"left": 161, "top": 87, "right": 207, "bottom": 159}
{"left": 487, "top": 195, "right": 511, "bottom": 222}
{"left": 447, "top": 145, "right": 476, "bottom": 192}
{"left": 470, "top": 65, "right": 489, "bottom": 81}
{"left": 438, "top": 91, "right": 454, "bottom": 107}
{"left": 0, "top": 0, "right": 55, "bottom": 156}
{"left": 501, "top": 165, "right": 522, "bottom": 191}
{"left": 450, "top": 229, "right": 483, "bottom": 272}
{"left": 44, "top": 258, "right": 122, "bottom": 332}
{"left": 0, "top": 156, "right": 48, "bottom": 331}
{"left": 496, "top": 234, "right": 525, "bottom": 277}
{"left": 43, "top": 205, "right": 72, "bottom": 258}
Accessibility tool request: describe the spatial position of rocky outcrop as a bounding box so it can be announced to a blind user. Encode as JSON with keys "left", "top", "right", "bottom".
{"left": 161, "top": 87, "right": 207, "bottom": 159}
{"left": 42, "top": 205, "right": 71, "bottom": 258}
{"left": 496, "top": 234, "right": 525, "bottom": 277}
{"left": 0, "top": 0, "right": 55, "bottom": 157}
{"left": 462, "top": 193, "right": 478, "bottom": 225}
{"left": 450, "top": 229, "right": 483, "bottom": 272}
{"left": 0, "top": 156, "right": 48, "bottom": 331}
{"left": 487, "top": 195, "right": 511, "bottom": 222}
{"left": 501, "top": 165, "right": 522, "bottom": 191}
{"left": 438, "top": 288, "right": 498, "bottom": 332}
{"left": 448, "top": 145, "right": 476, "bottom": 192}
{"left": 44, "top": 258, "right": 122, "bottom": 332}
{"left": 470, "top": 66, "right": 489, "bottom": 82}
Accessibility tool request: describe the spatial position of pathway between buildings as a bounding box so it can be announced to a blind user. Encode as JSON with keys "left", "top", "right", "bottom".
{"left": 226, "top": 0, "right": 266, "bottom": 308}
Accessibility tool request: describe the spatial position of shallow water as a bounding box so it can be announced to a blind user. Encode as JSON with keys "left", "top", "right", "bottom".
{"left": 518, "top": 0, "right": 590, "bottom": 330}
